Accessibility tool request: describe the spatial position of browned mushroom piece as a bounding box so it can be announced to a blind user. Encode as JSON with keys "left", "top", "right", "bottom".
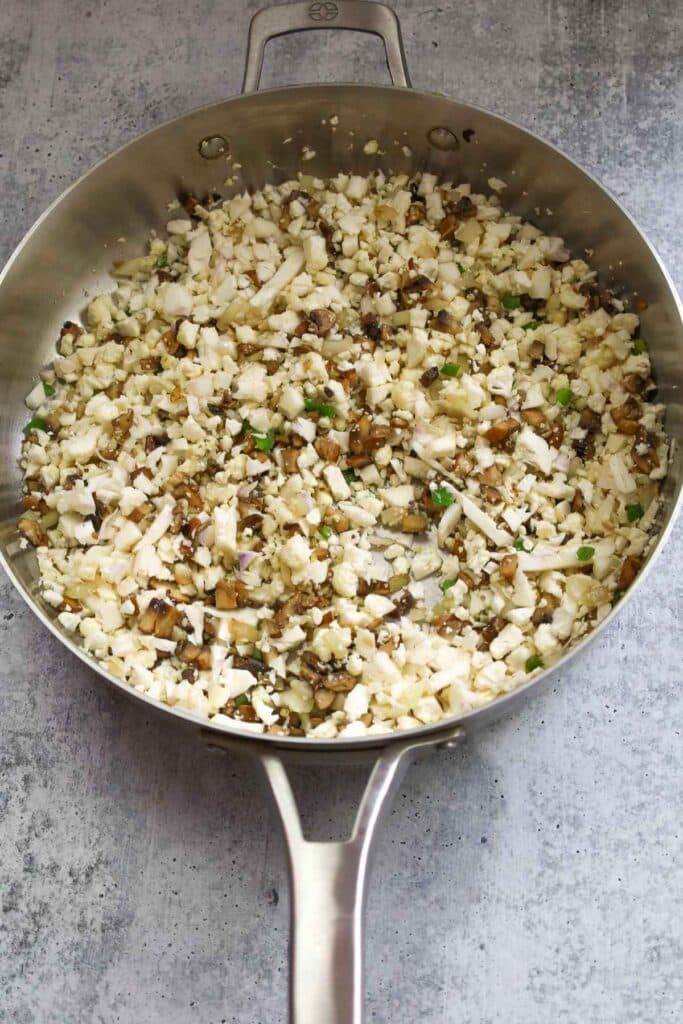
{"left": 616, "top": 555, "right": 640, "bottom": 590}
{"left": 484, "top": 418, "right": 520, "bottom": 445}
{"left": 314, "top": 688, "right": 336, "bottom": 711}
{"left": 112, "top": 409, "right": 134, "bottom": 443}
{"left": 400, "top": 513, "right": 428, "bottom": 533}
{"left": 17, "top": 518, "right": 48, "bottom": 547}
{"left": 631, "top": 426, "right": 659, "bottom": 474}
{"left": 300, "top": 650, "right": 327, "bottom": 685}
{"left": 479, "top": 615, "right": 505, "bottom": 649}
{"left": 451, "top": 195, "right": 477, "bottom": 219}
{"left": 324, "top": 507, "right": 350, "bottom": 532}
{"left": 420, "top": 365, "right": 440, "bottom": 388}
{"left": 349, "top": 414, "right": 371, "bottom": 453}
{"left": 433, "top": 612, "right": 467, "bottom": 637}
{"left": 298, "top": 308, "right": 337, "bottom": 337}
{"left": 481, "top": 484, "right": 503, "bottom": 505}
{"left": 138, "top": 597, "right": 180, "bottom": 638}
{"left": 452, "top": 450, "right": 474, "bottom": 476}
{"left": 178, "top": 641, "right": 201, "bottom": 663}
{"left": 479, "top": 464, "right": 501, "bottom": 485}
{"left": 622, "top": 373, "right": 649, "bottom": 395}
{"left": 610, "top": 397, "right": 642, "bottom": 435}
{"left": 105, "top": 381, "right": 124, "bottom": 399}
{"left": 233, "top": 654, "right": 268, "bottom": 676}
{"left": 345, "top": 454, "right": 372, "bottom": 469}
{"left": 402, "top": 274, "right": 437, "bottom": 296}
{"left": 326, "top": 672, "right": 356, "bottom": 693}
{"left": 314, "top": 437, "right": 341, "bottom": 463}
{"left": 389, "top": 591, "right": 416, "bottom": 619}
{"left": 405, "top": 203, "right": 424, "bottom": 226}
{"left": 437, "top": 213, "right": 459, "bottom": 240}
{"left": 432, "top": 309, "right": 459, "bottom": 335}
{"left": 546, "top": 421, "right": 564, "bottom": 448}
{"left": 128, "top": 502, "right": 153, "bottom": 523}
{"left": 521, "top": 409, "right": 547, "bottom": 429}
{"left": 365, "top": 423, "right": 393, "bottom": 451}
{"left": 578, "top": 408, "right": 602, "bottom": 433}
{"left": 528, "top": 339, "right": 545, "bottom": 363}
{"left": 22, "top": 494, "right": 48, "bottom": 513}
{"left": 531, "top": 592, "right": 560, "bottom": 626}
{"left": 474, "top": 322, "right": 495, "bottom": 349}
{"left": 499, "top": 554, "right": 518, "bottom": 581}
{"left": 571, "top": 489, "right": 585, "bottom": 513}
{"left": 282, "top": 447, "right": 300, "bottom": 473}
{"left": 215, "top": 579, "right": 248, "bottom": 611}
{"left": 160, "top": 327, "right": 179, "bottom": 355}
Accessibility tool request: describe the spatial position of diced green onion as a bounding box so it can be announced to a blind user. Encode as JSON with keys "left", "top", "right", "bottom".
{"left": 577, "top": 545, "right": 595, "bottom": 562}
{"left": 440, "top": 578, "right": 458, "bottom": 592}
{"left": 234, "top": 694, "right": 251, "bottom": 706}
{"left": 632, "top": 338, "right": 648, "bottom": 354}
{"left": 252, "top": 649, "right": 264, "bottom": 663}
{"left": 440, "top": 363, "right": 461, "bottom": 378}
{"left": 513, "top": 538, "right": 529, "bottom": 551}
{"left": 431, "top": 486, "right": 455, "bottom": 508}
{"left": 253, "top": 430, "right": 276, "bottom": 452}
{"left": 304, "top": 399, "right": 336, "bottom": 418}
{"left": 457, "top": 262, "right": 465, "bottom": 274}
{"left": 43, "top": 382, "right": 56, "bottom": 397}
{"left": 24, "top": 416, "right": 47, "bottom": 433}
{"left": 626, "top": 503, "right": 644, "bottom": 523}
{"left": 319, "top": 525, "right": 333, "bottom": 540}
{"left": 343, "top": 468, "right": 359, "bottom": 483}
{"left": 555, "top": 387, "right": 573, "bottom": 407}
{"left": 502, "top": 294, "right": 521, "bottom": 310}
{"left": 521, "top": 320, "right": 541, "bottom": 331}
{"left": 525, "top": 654, "right": 543, "bottom": 672}
{"left": 156, "top": 254, "right": 169, "bottom": 269}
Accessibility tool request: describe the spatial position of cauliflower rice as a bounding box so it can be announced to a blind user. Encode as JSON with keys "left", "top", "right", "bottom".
{"left": 18, "top": 170, "right": 666, "bottom": 738}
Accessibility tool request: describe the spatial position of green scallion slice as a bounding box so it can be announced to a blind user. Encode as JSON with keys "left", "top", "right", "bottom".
{"left": 440, "top": 363, "right": 461, "bottom": 378}
{"left": 304, "top": 399, "right": 336, "bottom": 418}
{"left": 24, "top": 416, "right": 47, "bottom": 433}
{"left": 253, "top": 430, "right": 276, "bottom": 452}
{"left": 626, "top": 503, "right": 644, "bottom": 523}
{"left": 431, "top": 487, "right": 455, "bottom": 508}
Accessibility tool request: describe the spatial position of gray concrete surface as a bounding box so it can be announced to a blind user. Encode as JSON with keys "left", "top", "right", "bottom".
{"left": 1, "top": 1, "right": 681, "bottom": 1021}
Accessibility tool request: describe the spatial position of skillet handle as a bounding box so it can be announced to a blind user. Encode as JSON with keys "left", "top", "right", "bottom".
{"left": 258, "top": 728, "right": 463, "bottom": 1024}
{"left": 242, "top": 0, "right": 411, "bottom": 93}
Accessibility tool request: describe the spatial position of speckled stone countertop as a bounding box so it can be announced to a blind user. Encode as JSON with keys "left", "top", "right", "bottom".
{"left": 1, "top": 2, "right": 681, "bottom": 1022}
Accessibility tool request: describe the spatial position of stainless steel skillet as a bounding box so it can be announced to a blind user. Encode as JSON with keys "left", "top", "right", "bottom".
{"left": 0, "top": 2, "right": 681, "bottom": 1021}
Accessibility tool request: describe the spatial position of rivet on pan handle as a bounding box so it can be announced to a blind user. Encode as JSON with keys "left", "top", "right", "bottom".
{"left": 207, "top": 726, "right": 464, "bottom": 1023}
{"left": 242, "top": 0, "right": 412, "bottom": 93}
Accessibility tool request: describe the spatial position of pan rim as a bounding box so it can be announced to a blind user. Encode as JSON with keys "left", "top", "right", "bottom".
{"left": 1, "top": 81, "right": 681, "bottom": 751}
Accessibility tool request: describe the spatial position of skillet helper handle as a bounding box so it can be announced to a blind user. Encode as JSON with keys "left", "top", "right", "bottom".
{"left": 259, "top": 729, "right": 463, "bottom": 1024}
{"left": 242, "top": 0, "right": 411, "bottom": 93}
